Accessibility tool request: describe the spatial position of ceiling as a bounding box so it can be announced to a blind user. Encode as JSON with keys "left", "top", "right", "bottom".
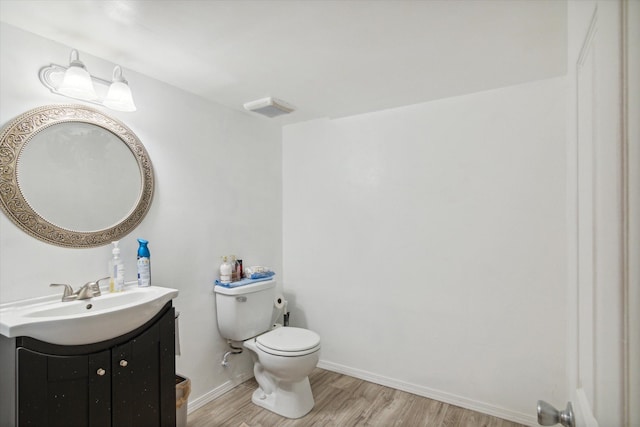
{"left": 0, "top": 0, "right": 567, "bottom": 124}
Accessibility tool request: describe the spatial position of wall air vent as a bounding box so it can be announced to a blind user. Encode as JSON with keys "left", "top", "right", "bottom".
{"left": 243, "top": 97, "right": 295, "bottom": 118}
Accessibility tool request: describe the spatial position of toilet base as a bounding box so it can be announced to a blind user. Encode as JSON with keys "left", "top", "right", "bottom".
{"left": 250, "top": 376, "right": 314, "bottom": 419}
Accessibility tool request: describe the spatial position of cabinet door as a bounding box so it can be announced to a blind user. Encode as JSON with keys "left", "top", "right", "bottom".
{"left": 88, "top": 350, "right": 112, "bottom": 427}
{"left": 112, "top": 307, "right": 175, "bottom": 427}
{"left": 16, "top": 348, "right": 111, "bottom": 427}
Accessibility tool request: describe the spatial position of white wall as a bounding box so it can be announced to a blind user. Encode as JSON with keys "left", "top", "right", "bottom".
{"left": 0, "top": 23, "right": 281, "bottom": 402}
{"left": 282, "top": 77, "right": 567, "bottom": 425}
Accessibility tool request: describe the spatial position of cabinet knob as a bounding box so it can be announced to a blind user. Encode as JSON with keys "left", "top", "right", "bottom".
{"left": 96, "top": 368, "right": 106, "bottom": 376}
{"left": 119, "top": 359, "right": 128, "bottom": 367}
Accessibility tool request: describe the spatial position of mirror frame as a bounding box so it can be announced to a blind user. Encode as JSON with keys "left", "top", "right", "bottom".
{"left": 0, "top": 104, "right": 154, "bottom": 248}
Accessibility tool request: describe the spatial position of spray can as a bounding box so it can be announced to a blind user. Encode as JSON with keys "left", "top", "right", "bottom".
{"left": 137, "top": 238, "right": 151, "bottom": 287}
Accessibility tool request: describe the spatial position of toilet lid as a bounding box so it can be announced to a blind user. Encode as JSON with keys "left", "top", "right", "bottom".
{"left": 256, "top": 327, "right": 320, "bottom": 353}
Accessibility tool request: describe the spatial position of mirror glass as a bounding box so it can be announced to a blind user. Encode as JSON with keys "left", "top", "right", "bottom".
{"left": 18, "top": 122, "right": 141, "bottom": 231}
{"left": 0, "top": 105, "right": 154, "bottom": 247}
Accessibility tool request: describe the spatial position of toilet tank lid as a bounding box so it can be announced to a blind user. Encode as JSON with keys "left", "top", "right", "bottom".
{"left": 257, "top": 327, "right": 320, "bottom": 352}
{"left": 214, "top": 279, "right": 276, "bottom": 295}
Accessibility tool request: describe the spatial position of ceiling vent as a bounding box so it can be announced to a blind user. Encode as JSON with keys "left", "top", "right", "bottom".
{"left": 243, "top": 97, "right": 295, "bottom": 118}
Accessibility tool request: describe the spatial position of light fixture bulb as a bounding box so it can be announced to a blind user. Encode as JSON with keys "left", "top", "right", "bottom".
{"left": 57, "top": 49, "right": 97, "bottom": 100}
{"left": 103, "top": 66, "right": 137, "bottom": 112}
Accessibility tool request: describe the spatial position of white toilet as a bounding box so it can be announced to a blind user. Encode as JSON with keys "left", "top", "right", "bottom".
{"left": 214, "top": 279, "right": 321, "bottom": 418}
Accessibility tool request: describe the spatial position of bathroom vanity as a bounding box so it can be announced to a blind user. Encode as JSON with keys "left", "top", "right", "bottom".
{"left": 0, "top": 301, "right": 176, "bottom": 427}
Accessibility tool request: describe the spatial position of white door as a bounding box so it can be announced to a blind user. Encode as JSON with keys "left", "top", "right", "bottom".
{"left": 564, "top": 1, "right": 634, "bottom": 426}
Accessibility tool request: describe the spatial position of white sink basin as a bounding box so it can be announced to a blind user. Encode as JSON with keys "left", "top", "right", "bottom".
{"left": 0, "top": 285, "right": 178, "bottom": 345}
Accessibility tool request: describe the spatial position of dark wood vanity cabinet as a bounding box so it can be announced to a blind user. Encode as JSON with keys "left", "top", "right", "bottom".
{"left": 17, "top": 347, "right": 111, "bottom": 427}
{"left": 6, "top": 302, "right": 176, "bottom": 427}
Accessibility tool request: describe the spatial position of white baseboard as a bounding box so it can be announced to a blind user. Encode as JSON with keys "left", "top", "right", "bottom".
{"left": 186, "top": 371, "right": 254, "bottom": 415}
{"left": 317, "top": 360, "right": 537, "bottom": 427}
{"left": 185, "top": 360, "right": 537, "bottom": 426}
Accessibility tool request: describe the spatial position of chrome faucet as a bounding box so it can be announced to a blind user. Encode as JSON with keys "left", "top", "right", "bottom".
{"left": 50, "top": 277, "right": 108, "bottom": 302}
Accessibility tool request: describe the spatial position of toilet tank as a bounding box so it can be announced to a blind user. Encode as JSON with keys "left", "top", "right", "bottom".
{"left": 214, "top": 279, "right": 276, "bottom": 341}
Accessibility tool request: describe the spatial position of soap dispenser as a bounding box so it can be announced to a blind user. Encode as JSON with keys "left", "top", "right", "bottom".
{"left": 109, "top": 241, "right": 125, "bottom": 292}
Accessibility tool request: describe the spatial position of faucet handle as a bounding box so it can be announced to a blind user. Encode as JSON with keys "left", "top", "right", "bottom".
{"left": 50, "top": 283, "right": 73, "bottom": 296}
{"left": 86, "top": 277, "right": 109, "bottom": 297}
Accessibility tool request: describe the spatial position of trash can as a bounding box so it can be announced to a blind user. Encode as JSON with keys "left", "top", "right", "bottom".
{"left": 176, "top": 375, "right": 191, "bottom": 427}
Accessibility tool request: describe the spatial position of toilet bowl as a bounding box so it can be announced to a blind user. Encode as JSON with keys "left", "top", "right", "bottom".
{"left": 244, "top": 327, "right": 320, "bottom": 418}
{"left": 213, "top": 280, "right": 321, "bottom": 419}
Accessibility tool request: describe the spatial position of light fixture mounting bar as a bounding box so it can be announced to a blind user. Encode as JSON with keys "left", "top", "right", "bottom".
{"left": 39, "top": 63, "right": 112, "bottom": 106}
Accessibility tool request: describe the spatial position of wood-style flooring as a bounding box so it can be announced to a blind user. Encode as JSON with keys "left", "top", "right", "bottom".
{"left": 187, "top": 368, "right": 527, "bottom": 427}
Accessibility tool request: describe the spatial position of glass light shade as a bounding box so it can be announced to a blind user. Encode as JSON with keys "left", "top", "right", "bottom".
{"left": 103, "top": 81, "right": 137, "bottom": 112}
{"left": 58, "top": 65, "right": 97, "bottom": 100}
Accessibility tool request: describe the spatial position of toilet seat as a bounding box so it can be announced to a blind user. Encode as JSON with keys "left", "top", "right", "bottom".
{"left": 256, "top": 327, "right": 320, "bottom": 357}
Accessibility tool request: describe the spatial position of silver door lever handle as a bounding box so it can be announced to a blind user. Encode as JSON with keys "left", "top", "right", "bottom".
{"left": 537, "top": 400, "right": 575, "bottom": 427}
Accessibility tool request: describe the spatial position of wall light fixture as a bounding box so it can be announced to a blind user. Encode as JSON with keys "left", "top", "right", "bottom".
{"left": 39, "top": 49, "right": 137, "bottom": 112}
